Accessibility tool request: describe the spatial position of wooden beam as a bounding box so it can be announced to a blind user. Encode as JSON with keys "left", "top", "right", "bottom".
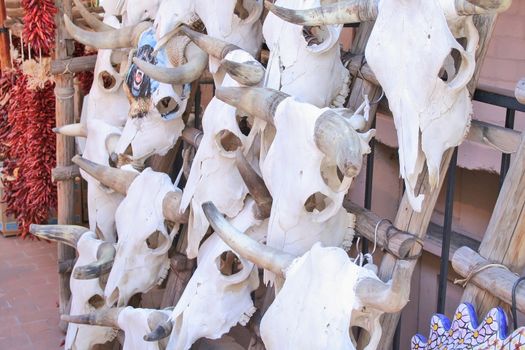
{"left": 55, "top": 0, "right": 77, "bottom": 333}
{"left": 460, "top": 131, "right": 525, "bottom": 317}
{"left": 344, "top": 200, "right": 419, "bottom": 259}
{"left": 52, "top": 165, "right": 80, "bottom": 182}
{"left": 370, "top": 14, "right": 500, "bottom": 350}
{"left": 0, "top": 0, "right": 11, "bottom": 69}
{"left": 51, "top": 55, "right": 97, "bottom": 75}
{"left": 453, "top": 246, "right": 525, "bottom": 315}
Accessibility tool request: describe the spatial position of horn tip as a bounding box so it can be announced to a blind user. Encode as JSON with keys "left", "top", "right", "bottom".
{"left": 264, "top": 0, "right": 275, "bottom": 10}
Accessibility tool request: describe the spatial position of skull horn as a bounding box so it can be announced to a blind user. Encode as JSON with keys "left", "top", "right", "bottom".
{"left": 314, "top": 111, "right": 368, "bottom": 178}
{"left": 144, "top": 317, "right": 173, "bottom": 342}
{"left": 73, "top": 242, "right": 116, "bottom": 280}
{"left": 215, "top": 87, "right": 289, "bottom": 124}
{"left": 61, "top": 307, "right": 124, "bottom": 328}
{"left": 64, "top": 14, "right": 150, "bottom": 49}
{"left": 72, "top": 0, "right": 113, "bottom": 32}
{"left": 132, "top": 42, "right": 208, "bottom": 84}
{"left": 465, "top": 0, "right": 511, "bottom": 10}
{"left": 235, "top": 152, "right": 272, "bottom": 219}
{"left": 220, "top": 59, "right": 265, "bottom": 86}
{"left": 72, "top": 155, "right": 138, "bottom": 195}
{"left": 29, "top": 224, "right": 89, "bottom": 248}
{"left": 181, "top": 26, "right": 239, "bottom": 60}
{"left": 264, "top": 0, "right": 378, "bottom": 26}
{"left": 53, "top": 123, "right": 87, "bottom": 138}
{"left": 355, "top": 260, "right": 411, "bottom": 313}
{"left": 202, "top": 202, "right": 295, "bottom": 276}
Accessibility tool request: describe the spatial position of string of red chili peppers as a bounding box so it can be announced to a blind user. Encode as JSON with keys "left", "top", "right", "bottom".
{"left": 21, "top": 0, "right": 58, "bottom": 56}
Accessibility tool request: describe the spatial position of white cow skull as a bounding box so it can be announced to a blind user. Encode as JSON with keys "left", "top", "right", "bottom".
{"left": 71, "top": 156, "right": 188, "bottom": 307}
{"left": 178, "top": 29, "right": 265, "bottom": 258}
{"left": 63, "top": 306, "right": 172, "bottom": 350}
{"left": 204, "top": 203, "right": 411, "bottom": 350}
{"left": 145, "top": 198, "right": 265, "bottom": 350}
{"left": 56, "top": 119, "right": 124, "bottom": 243}
{"left": 98, "top": 0, "right": 161, "bottom": 26}
{"left": 217, "top": 87, "right": 373, "bottom": 284}
{"left": 64, "top": 19, "right": 207, "bottom": 169}
{"left": 263, "top": 0, "right": 349, "bottom": 108}
{"left": 154, "top": 0, "right": 263, "bottom": 85}
{"left": 29, "top": 226, "right": 117, "bottom": 350}
{"left": 365, "top": 0, "right": 478, "bottom": 211}
{"left": 105, "top": 168, "right": 180, "bottom": 306}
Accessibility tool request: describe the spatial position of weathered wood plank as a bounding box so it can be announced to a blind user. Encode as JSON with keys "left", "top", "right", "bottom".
{"left": 460, "top": 132, "right": 525, "bottom": 317}
{"left": 453, "top": 246, "right": 525, "bottom": 314}
{"left": 51, "top": 55, "right": 97, "bottom": 75}
{"left": 52, "top": 164, "right": 80, "bottom": 182}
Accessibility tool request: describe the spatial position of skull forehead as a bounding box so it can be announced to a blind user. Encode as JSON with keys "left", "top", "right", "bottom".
{"left": 124, "top": 0, "right": 161, "bottom": 25}
{"left": 118, "top": 307, "right": 170, "bottom": 350}
{"left": 76, "top": 231, "right": 104, "bottom": 266}
{"left": 261, "top": 244, "right": 374, "bottom": 349}
{"left": 115, "top": 168, "right": 174, "bottom": 240}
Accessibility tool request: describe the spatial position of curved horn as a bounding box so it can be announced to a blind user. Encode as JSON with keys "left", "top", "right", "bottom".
{"left": 355, "top": 260, "right": 411, "bottom": 313}
{"left": 202, "top": 202, "right": 295, "bottom": 276}
{"left": 29, "top": 224, "right": 89, "bottom": 248}
{"left": 73, "top": 242, "right": 116, "bottom": 280}
{"left": 314, "top": 111, "right": 367, "bottom": 178}
{"left": 220, "top": 59, "right": 265, "bottom": 86}
{"left": 162, "top": 191, "right": 189, "bottom": 224}
{"left": 72, "top": 155, "right": 138, "bottom": 195}
{"left": 64, "top": 14, "right": 150, "bottom": 49}
{"left": 61, "top": 307, "right": 124, "bottom": 328}
{"left": 181, "top": 26, "right": 240, "bottom": 59}
{"left": 144, "top": 316, "right": 173, "bottom": 342}
{"left": 464, "top": 0, "right": 511, "bottom": 10}
{"left": 132, "top": 43, "right": 208, "bottom": 84}
{"left": 264, "top": 0, "right": 378, "bottom": 26}
{"left": 215, "top": 87, "right": 289, "bottom": 124}
{"left": 234, "top": 152, "right": 272, "bottom": 219}
{"left": 72, "top": 0, "right": 113, "bottom": 32}
{"left": 53, "top": 123, "right": 87, "bottom": 138}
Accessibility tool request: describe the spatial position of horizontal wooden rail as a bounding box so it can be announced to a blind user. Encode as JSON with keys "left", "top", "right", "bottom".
{"left": 452, "top": 246, "right": 525, "bottom": 314}
{"left": 52, "top": 165, "right": 80, "bottom": 182}
{"left": 51, "top": 55, "right": 97, "bottom": 75}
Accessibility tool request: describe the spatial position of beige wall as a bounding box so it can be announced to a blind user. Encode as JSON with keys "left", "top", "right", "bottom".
{"left": 348, "top": 2, "right": 525, "bottom": 348}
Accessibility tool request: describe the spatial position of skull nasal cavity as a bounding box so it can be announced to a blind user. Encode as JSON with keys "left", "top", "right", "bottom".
{"left": 304, "top": 192, "right": 332, "bottom": 213}
{"left": 216, "top": 251, "right": 244, "bottom": 276}
{"left": 217, "top": 130, "right": 242, "bottom": 152}
{"left": 99, "top": 71, "right": 117, "bottom": 90}
{"left": 156, "top": 97, "right": 179, "bottom": 115}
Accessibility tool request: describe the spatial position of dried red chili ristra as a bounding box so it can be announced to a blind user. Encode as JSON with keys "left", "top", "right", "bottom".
{"left": 21, "top": 0, "right": 57, "bottom": 56}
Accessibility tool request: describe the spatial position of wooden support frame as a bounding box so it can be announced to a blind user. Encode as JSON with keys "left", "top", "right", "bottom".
{"left": 54, "top": 0, "right": 77, "bottom": 332}
{"left": 453, "top": 246, "right": 525, "bottom": 315}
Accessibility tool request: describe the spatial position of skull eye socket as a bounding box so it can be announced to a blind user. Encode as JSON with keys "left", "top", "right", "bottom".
{"left": 99, "top": 71, "right": 117, "bottom": 90}
{"left": 156, "top": 97, "right": 180, "bottom": 116}
{"left": 320, "top": 161, "right": 345, "bottom": 192}
{"left": 216, "top": 251, "right": 244, "bottom": 276}
{"left": 146, "top": 230, "right": 169, "bottom": 250}
{"left": 440, "top": 48, "right": 462, "bottom": 83}
{"left": 304, "top": 192, "right": 332, "bottom": 213}
{"left": 88, "top": 294, "right": 105, "bottom": 309}
{"left": 216, "top": 130, "right": 243, "bottom": 153}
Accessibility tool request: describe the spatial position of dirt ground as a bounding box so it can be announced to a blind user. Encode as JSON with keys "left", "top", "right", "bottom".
{"left": 0, "top": 235, "right": 63, "bottom": 349}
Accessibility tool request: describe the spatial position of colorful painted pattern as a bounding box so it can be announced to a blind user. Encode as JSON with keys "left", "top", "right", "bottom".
{"left": 411, "top": 303, "right": 525, "bottom": 349}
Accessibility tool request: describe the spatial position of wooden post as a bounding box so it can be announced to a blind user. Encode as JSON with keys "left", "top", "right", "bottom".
{"left": 0, "top": 0, "right": 11, "bottom": 69}
{"left": 460, "top": 131, "right": 525, "bottom": 317}
{"left": 359, "top": 14, "right": 500, "bottom": 350}
{"left": 55, "top": 0, "right": 77, "bottom": 332}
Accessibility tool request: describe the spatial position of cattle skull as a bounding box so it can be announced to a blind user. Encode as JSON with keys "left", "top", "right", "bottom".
{"left": 55, "top": 119, "right": 124, "bottom": 243}
{"left": 72, "top": 156, "right": 188, "bottom": 307}
{"left": 175, "top": 29, "right": 265, "bottom": 258}
{"left": 64, "top": 17, "right": 208, "bottom": 168}
{"left": 145, "top": 198, "right": 265, "bottom": 350}
{"left": 63, "top": 306, "right": 172, "bottom": 350}
{"left": 263, "top": 0, "right": 350, "bottom": 108}
{"left": 365, "top": 0, "right": 478, "bottom": 211}
{"left": 29, "top": 226, "right": 118, "bottom": 350}
{"left": 217, "top": 87, "right": 373, "bottom": 284}
{"left": 153, "top": 0, "right": 263, "bottom": 85}
{"left": 203, "top": 202, "right": 411, "bottom": 350}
